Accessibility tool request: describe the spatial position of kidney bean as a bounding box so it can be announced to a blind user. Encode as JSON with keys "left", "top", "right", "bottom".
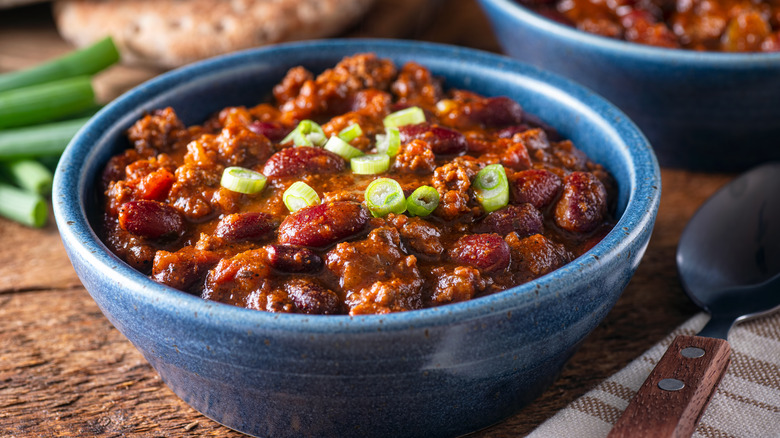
{"left": 476, "top": 204, "right": 544, "bottom": 237}
{"left": 265, "top": 244, "right": 323, "bottom": 273}
{"left": 118, "top": 200, "right": 184, "bottom": 239}
{"left": 152, "top": 246, "right": 221, "bottom": 291}
{"left": 135, "top": 168, "right": 176, "bottom": 201}
{"left": 285, "top": 279, "right": 341, "bottom": 315}
{"left": 215, "top": 212, "right": 276, "bottom": 242}
{"left": 248, "top": 121, "right": 290, "bottom": 143}
{"left": 554, "top": 172, "right": 608, "bottom": 233}
{"left": 511, "top": 169, "right": 563, "bottom": 209}
{"left": 262, "top": 146, "right": 345, "bottom": 177}
{"left": 471, "top": 96, "right": 523, "bottom": 128}
{"left": 449, "top": 233, "right": 511, "bottom": 273}
{"left": 278, "top": 201, "right": 369, "bottom": 247}
{"left": 399, "top": 123, "right": 468, "bottom": 156}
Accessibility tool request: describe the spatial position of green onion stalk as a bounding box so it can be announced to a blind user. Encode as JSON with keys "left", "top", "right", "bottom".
{"left": 0, "top": 36, "right": 120, "bottom": 92}
{"left": 0, "top": 159, "right": 53, "bottom": 195}
{"left": 0, "top": 182, "right": 47, "bottom": 228}
{"left": 0, "top": 76, "right": 95, "bottom": 129}
{"left": 0, "top": 116, "right": 90, "bottom": 160}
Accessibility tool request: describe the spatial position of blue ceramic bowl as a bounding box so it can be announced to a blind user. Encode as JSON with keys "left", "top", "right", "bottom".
{"left": 53, "top": 39, "right": 659, "bottom": 438}
{"left": 478, "top": 0, "right": 780, "bottom": 172}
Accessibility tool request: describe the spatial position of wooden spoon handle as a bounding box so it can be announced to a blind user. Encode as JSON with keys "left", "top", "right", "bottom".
{"left": 607, "top": 335, "right": 731, "bottom": 438}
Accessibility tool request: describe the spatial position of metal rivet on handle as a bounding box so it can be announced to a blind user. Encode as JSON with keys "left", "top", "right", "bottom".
{"left": 658, "top": 378, "right": 685, "bottom": 391}
{"left": 681, "top": 347, "right": 705, "bottom": 358}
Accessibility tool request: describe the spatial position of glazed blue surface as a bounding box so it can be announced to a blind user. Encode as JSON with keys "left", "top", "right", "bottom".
{"left": 478, "top": 0, "right": 780, "bottom": 171}
{"left": 53, "top": 39, "right": 660, "bottom": 438}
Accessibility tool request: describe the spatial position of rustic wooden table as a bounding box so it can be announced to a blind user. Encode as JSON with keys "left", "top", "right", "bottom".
{"left": 0, "top": 1, "right": 734, "bottom": 436}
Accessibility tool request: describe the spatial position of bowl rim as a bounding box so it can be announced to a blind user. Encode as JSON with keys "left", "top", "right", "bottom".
{"left": 480, "top": 0, "right": 780, "bottom": 66}
{"left": 53, "top": 38, "right": 660, "bottom": 334}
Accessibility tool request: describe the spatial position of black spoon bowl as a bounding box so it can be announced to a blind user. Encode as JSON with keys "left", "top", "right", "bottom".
{"left": 609, "top": 162, "right": 780, "bottom": 438}
{"left": 678, "top": 162, "right": 780, "bottom": 338}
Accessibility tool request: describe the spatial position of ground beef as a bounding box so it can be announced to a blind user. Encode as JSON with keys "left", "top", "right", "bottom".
{"left": 326, "top": 227, "right": 424, "bottom": 314}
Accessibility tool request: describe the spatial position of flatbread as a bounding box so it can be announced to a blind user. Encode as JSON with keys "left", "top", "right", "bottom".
{"left": 53, "top": 0, "right": 376, "bottom": 68}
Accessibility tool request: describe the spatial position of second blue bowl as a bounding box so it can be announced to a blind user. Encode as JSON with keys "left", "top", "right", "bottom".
{"left": 479, "top": 0, "right": 780, "bottom": 171}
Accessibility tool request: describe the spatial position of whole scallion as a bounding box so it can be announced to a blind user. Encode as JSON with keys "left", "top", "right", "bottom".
{"left": 0, "top": 37, "right": 120, "bottom": 93}
{"left": 0, "top": 159, "right": 53, "bottom": 195}
{"left": 0, "top": 182, "right": 47, "bottom": 228}
{"left": 0, "top": 76, "right": 95, "bottom": 129}
{"left": 0, "top": 116, "right": 89, "bottom": 160}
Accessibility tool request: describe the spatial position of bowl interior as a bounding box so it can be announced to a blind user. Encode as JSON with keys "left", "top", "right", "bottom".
{"left": 482, "top": 0, "right": 780, "bottom": 64}
{"left": 55, "top": 39, "right": 659, "bottom": 331}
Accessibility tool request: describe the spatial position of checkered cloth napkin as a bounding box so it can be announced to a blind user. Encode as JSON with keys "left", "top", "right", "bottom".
{"left": 528, "top": 312, "right": 780, "bottom": 438}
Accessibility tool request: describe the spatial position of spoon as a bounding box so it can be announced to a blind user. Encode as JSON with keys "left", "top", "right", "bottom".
{"left": 608, "top": 162, "right": 780, "bottom": 438}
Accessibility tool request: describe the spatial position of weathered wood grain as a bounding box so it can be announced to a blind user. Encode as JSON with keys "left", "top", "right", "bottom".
{"left": 0, "top": 287, "right": 243, "bottom": 437}
{"left": 0, "top": 210, "right": 81, "bottom": 292}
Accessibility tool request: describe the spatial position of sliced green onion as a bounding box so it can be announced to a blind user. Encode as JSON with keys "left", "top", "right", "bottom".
{"left": 375, "top": 127, "right": 401, "bottom": 157}
{"left": 0, "top": 159, "right": 53, "bottom": 195}
{"left": 324, "top": 135, "right": 364, "bottom": 160}
{"left": 473, "top": 164, "right": 509, "bottom": 212}
{"left": 283, "top": 181, "right": 320, "bottom": 212}
{"left": 406, "top": 186, "right": 440, "bottom": 217}
{"left": 0, "top": 116, "right": 89, "bottom": 160}
{"left": 350, "top": 154, "right": 390, "bottom": 175}
{"left": 220, "top": 166, "right": 267, "bottom": 194}
{"left": 281, "top": 119, "right": 327, "bottom": 147}
{"left": 0, "top": 182, "right": 47, "bottom": 228}
{"left": 338, "top": 123, "right": 363, "bottom": 143}
{"left": 364, "top": 178, "right": 406, "bottom": 218}
{"left": 0, "top": 76, "right": 95, "bottom": 129}
{"left": 383, "top": 106, "right": 425, "bottom": 128}
{"left": 0, "top": 37, "right": 120, "bottom": 93}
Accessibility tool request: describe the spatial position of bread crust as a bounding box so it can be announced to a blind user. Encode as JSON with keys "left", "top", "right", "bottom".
{"left": 54, "top": 0, "right": 375, "bottom": 68}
